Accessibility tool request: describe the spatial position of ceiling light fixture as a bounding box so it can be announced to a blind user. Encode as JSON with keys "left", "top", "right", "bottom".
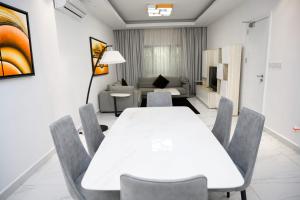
{"left": 147, "top": 4, "right": 173, "bottom": 17}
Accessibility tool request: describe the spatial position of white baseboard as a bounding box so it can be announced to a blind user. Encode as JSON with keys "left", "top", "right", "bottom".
{"left": 0, "top": 148, "right": 55, "bottom": 200}
{"left": 264, "top": 126, "right": 300, "bottom": 153}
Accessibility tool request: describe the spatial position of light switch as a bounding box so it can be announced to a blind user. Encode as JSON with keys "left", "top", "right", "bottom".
{"left": 269, "top": 62, "right": 282, "bottom": 69}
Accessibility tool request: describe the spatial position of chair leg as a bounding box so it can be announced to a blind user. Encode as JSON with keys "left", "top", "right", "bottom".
{"left": 227, "top": 192, "right": 230, "bottom": 198}
{"left": 241, "top": 190, "right": 247, "bottom": 200}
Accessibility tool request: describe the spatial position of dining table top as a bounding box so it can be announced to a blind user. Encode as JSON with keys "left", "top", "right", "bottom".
{"left": 82, "top": 107, "right": 244, "bottom": 190}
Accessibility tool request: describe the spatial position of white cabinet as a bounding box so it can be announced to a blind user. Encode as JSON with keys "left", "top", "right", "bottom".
{"left": 196, "top": 85, "right": 218, "bottom": 108}
{"left": 202, "top": 49, "right": 220, "bottom": 85}
{"left": 217, "top": 64, "right": 224, "bottom": 80}
{"left": 201, "top": 45, "right": 242, "bottom": 115}
{"left": 220, "top": 80, "right": 228, "bottom": 96}
{"left": 202, "top": 51, "right": 208, "bottom": 78}
{"left": 222, "top": 46, "right": 230, "bottom": 64}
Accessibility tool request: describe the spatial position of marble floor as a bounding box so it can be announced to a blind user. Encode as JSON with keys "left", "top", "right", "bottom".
{"left": 6, "top": 98, "right": 300, "bottom": 200}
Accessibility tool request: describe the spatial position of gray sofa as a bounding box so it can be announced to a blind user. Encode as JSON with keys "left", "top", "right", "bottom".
{"left": 98, "top": 83, "right": 141, "bottom": 113}
{"left": 138, "top": 77, "right": 190, "bottom": 98}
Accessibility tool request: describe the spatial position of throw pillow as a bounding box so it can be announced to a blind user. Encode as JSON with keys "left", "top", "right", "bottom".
{"left": 121, "top": 78, "right": 128, "bottom": 86}
{"left": 153, "top": 75, "right": 169, "bottom": 88}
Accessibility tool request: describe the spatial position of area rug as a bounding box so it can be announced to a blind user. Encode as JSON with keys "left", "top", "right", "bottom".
{"left": 140, "top": 98, "right": 200, "bottom": 114}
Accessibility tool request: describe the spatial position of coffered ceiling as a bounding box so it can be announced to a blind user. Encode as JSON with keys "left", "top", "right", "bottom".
{"left": 83, "top": 0, "right": 244, "bottom": 29}
{"left": 108, "top": 0, "right": 213, "bottom": 23}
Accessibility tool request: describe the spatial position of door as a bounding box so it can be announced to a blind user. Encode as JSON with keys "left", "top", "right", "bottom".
{"left": 241, "top": 18, "right": 269, "bottom": 113}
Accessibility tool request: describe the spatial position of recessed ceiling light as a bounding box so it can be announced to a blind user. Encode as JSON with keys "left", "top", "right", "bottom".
{"left": 147, "top": 4, "right": 173, "bottom": 17}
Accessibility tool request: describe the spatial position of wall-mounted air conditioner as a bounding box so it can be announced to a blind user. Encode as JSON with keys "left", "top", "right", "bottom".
{"left": 54, "top": 0, "right": 87, "bottom": 19}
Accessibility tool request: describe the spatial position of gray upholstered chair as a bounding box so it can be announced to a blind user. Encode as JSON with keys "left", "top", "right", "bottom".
{"left": 147, "top": 92, "right": 173, "bottom": 107}
{"left": 212, "top": 97, "right": 233, "bottom": 148}
{"left": 120, "top": 174, "right": 208, "bottom": 200}
{"left": 220, "top": 108, "right": 265, "bottom": 200}
{"left": 79, "top": 104, "right": 105, "bottom": 157}
{"left": 99, "top": 84, "right": 141, "bottom": 112}
{"left": 49, "top": 116, "right": 119, "bottom": 200}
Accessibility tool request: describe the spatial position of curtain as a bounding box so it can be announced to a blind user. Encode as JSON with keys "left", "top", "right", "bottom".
{"left": 113, "top": 29, "right": 144, "bottom": 86}
{"left": 181, "top": 27, "right": 207, "bottom": 94}
{"left": 113, "top": 27, "right": 207, "bottom": 94}
{"left": 143, "top": 29, "right": 183, "bottom": 77}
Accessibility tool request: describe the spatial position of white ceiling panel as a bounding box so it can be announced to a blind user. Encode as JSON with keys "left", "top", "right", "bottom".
{"left": 82, "top": 0, "right": 245, "bottom": 29}
{"left": 108, "top": 0, "right": 213, "bottom": 23}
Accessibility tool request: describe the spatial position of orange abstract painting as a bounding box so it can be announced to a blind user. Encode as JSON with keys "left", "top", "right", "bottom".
{"left": 89, "top": 37, "right": 108, "bottom": 76}
{"left": 0, "top": 3, "right": 34, "bottom": 78}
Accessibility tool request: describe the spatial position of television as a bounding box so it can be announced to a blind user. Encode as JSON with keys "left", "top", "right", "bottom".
{"left": 209, "top": 66, "right": 217, "bottom": 92}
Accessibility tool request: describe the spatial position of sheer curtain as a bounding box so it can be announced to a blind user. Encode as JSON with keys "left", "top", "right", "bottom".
{"left": 143, "top": 28, "right": 206, "bottom": 94}
{"left": 114, "top": 28, "right": 207, "bottom": 94}
{"left": 113, "top": 29, "right": 144, "bottom": 86}
{"left": 143, "top": 29, "right": 184, "bottom": 77}
{"left": 181, "top": 27, "right": 207, "bottom": 94}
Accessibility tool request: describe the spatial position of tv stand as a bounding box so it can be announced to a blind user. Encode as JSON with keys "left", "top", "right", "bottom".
{"left": 198, "top": 45, "right": 242, "bottom": 115}
{"left": 196, "top": 85, "right": 219, "bottom": 108}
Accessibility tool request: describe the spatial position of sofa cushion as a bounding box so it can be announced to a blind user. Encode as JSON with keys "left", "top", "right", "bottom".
{"left": 138, "top": 77, "right": 183, "bottom": 88}
{"left": 166, "top": 77, "right": 181, "bottom": 87}
{"left": 108, "top": 85, "right": 134, "bottom": 92}
{"left": 153, "top": 75, "right": 169, "bottom": 88}
{"left": 138, "top": 77, "right": 156, "bottom": 88}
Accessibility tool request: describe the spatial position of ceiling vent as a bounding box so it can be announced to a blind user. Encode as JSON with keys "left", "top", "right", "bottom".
{"left": 54, "top": 0, "right": 87, "bottom": 19}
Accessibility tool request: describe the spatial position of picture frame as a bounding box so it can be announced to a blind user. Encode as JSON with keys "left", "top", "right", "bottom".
{"left": 89, "top": 37, "right": 109, "bottom": 76}
{"left": 0, "top": 2, "right": 35, "bottom": 79}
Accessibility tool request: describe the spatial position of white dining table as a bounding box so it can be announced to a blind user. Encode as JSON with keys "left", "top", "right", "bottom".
{"left": 82, "top": 107, "right": 244, "bottom": 190}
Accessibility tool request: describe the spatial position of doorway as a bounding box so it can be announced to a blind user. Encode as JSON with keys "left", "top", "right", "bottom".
{"left": 240, "top": 17, "right": 270, "bottom": 113}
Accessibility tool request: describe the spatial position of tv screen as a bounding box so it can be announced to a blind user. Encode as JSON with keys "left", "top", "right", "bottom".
{"left": 209, "top": 66, "right": 217, "bottom": 92}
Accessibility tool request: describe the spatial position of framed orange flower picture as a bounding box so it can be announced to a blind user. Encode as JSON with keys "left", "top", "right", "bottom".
{"left": 0, "top": 2, "right": 35, "bottom": 79}
{"left": 89, "top": 37, "right": 109, "bottom": 76}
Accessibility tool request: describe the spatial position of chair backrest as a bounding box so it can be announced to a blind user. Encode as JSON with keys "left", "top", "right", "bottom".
{"left": 227, "top": 107, "right": 265, "bottom": 189}
{"left": 120, "top": 174, "right": 208, "bottom": 200}
{"left": 79, "top": 104, "right": 105, "bottom": 157}
{"left": 49, "top": 115, "right": 91, "bottom": 199}
{"left": 147, "top": 92, "right": 172, "bottom": 107}
{"left": 212, "top": 97, "right": 233, "bottom": 148}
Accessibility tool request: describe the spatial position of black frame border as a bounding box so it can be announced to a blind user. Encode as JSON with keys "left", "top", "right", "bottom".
{"left": 89, "top": 37, "right": 109, "bottom": 76}
{"left": 0, "top": 2, "right": 35, "bottom": 79}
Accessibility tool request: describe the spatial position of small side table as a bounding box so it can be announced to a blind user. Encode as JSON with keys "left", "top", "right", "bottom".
{"left": 110, "top": 93, "right": 131, "bottom": 117}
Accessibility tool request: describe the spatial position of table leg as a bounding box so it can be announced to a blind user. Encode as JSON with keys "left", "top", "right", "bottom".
{"left": 113, "top": 97, "right": 119, "bottom": 117}
{"left": 100, "top": 125, "right": 108, "bottom": 132}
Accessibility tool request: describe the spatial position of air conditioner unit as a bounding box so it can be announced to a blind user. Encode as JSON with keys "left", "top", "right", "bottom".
{"left": 54, "top": 0, "right": 87, "bottom": 19}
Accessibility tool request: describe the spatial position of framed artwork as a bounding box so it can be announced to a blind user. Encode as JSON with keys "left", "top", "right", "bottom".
{"left": 0, "top": 2, "right": 34, "bottom": 79}
{"left": 89, "top": 37, "right": 108, "bottom": 76}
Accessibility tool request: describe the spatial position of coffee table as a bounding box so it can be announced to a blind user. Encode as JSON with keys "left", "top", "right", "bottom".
{"left": 110, "top": 93, "right": 131, "bottom": 117}
{"left": 153, "top": 88, "right": 180, "bottom": 96}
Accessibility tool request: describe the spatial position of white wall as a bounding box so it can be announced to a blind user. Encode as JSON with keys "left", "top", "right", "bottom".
{"left": 0, "top": 0, "right": 115, "bottom": 193}
{"left": 207, "top": 0, "right": 300, "bottom": 146}
{"left": 0, "top": 0, "right": 61, "bottom": 192}
{"left": 207, "top": 0, "right": 279, "bottom": 49}
{"left": 264, "top": 0, "right": 300, "bottom": 146}
{"left": 207, "top": 0, "right": 279, "bottom": 110}
{"left": 54, "top": 10, "right": 116, "bottom": 126}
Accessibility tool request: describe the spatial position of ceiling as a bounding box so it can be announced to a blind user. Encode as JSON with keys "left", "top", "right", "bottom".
{"left": 108, "top": 0, "right": 213, "bottom": 23}
{"left": 83, "top": 0, "right": 244, "bottom": 29}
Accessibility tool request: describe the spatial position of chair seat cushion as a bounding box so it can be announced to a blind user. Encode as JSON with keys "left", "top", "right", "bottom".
{"left": 75, "top": 173, "right": 120, "bottom": 200}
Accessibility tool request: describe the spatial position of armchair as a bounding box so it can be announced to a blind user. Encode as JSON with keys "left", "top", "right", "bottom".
{"left": 98, "top": 84, "right": 141, "bottom": 113}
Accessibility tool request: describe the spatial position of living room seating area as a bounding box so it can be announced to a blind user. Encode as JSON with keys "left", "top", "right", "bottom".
{"left": 98, "top": 75, "right": 190, "bottom": 113}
